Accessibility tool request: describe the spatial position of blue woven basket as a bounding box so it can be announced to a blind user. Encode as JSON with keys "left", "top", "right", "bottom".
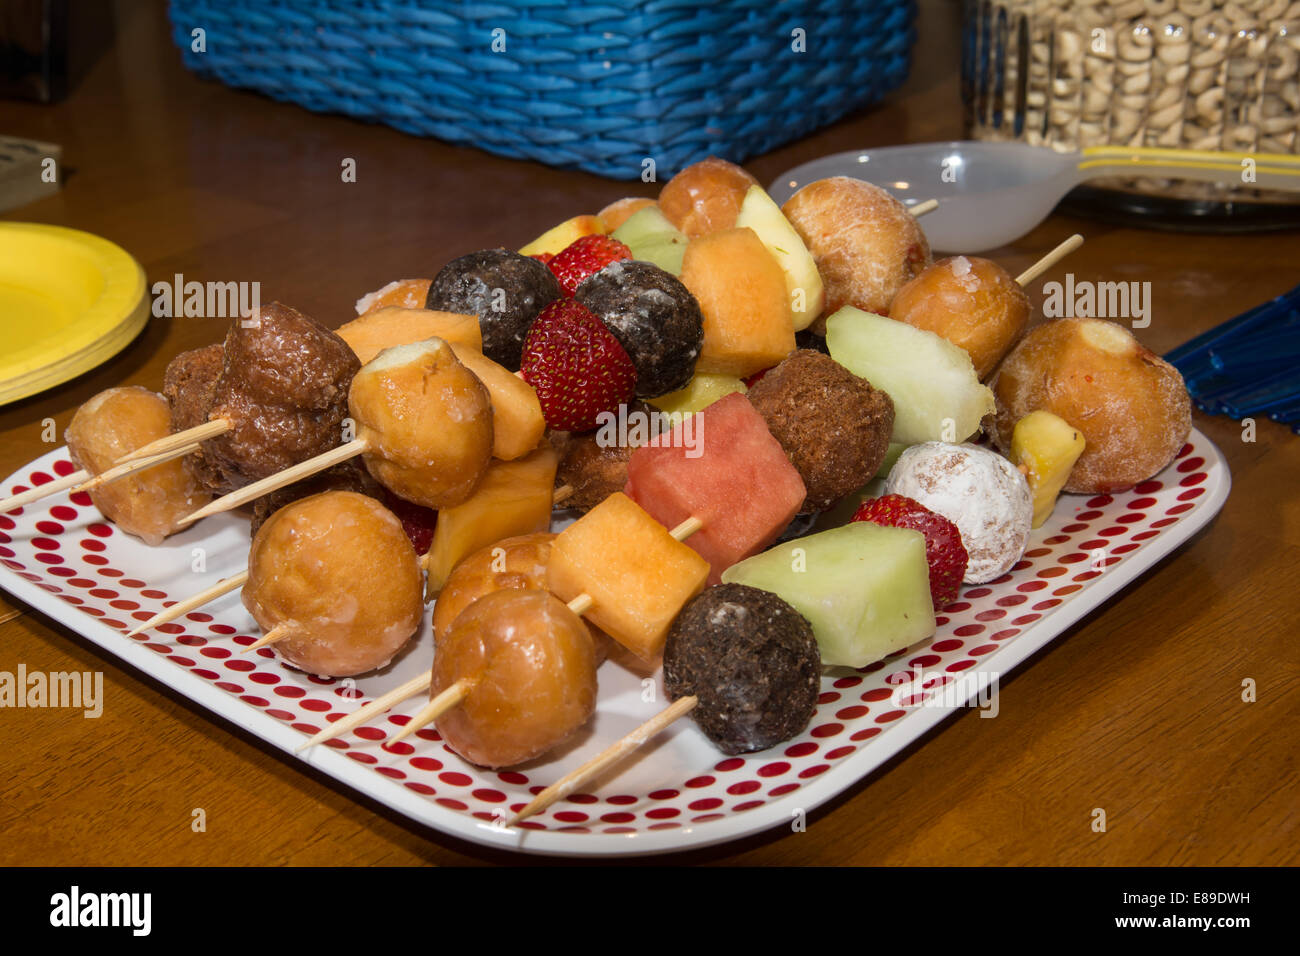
{"left": 167, "top": 0, "right": 916, "bottom": 180}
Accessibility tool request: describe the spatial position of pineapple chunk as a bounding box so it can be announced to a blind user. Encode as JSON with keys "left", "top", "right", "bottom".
{"left": 519, "top": 215, "right": 604, "bottom": 257}
{"left": 1010, "top": 410, "right": 1086, "bottom": 527}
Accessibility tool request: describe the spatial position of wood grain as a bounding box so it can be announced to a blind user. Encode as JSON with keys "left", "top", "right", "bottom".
{"left": 1, "top": 0, "right": 1296, "bottom": 866}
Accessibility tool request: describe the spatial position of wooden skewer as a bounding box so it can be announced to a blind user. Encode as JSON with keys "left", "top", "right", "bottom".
{"left": 910, "top": 198, "right": 939, "bottom": 217}
{"left": 297, "top": 492, "right": 585, "bottom": 749}
{"left": 668, "top": 515, "right": 703, "bottom": 540}
{"left": 73, "top": 441, "right": 203, "bottom": 493}
{"left": 565, "top": 593, "right": 594, "bottom": 617}
{"left": 126, "top": 571, "right": 249, "bottom": 637}
{"left": 1, "top": 431, "right": 207, "bottom": 513}
{"left": 386, "top": 678, "right": 475, "bottom": 745}
{"left": 116, "top": 418, "right": 231, "bottom": 463}
{"left": 240, "top": 623, "right": 292, "bottom": 653}
{"left": 509, "top": 695, "right": 700, "bottom": 826}
{"left": 295, "top": 671, "right": 434, "bottom": 753}
{"left": 216, "top": 477, "right": 581, "bottom": 744}
{"left": 132, "top": 481, "right": 573, "bottom": 655}
{"left": 366, "top": 514, "right": 705, "bottom": 748}
{"left": 293, "top": 587, "right": 600, "bottom": 751}
{"left": 0, "top": 469, "right": 90, "bottom": 514}
{"left": 180, "top": 438, "right": 370, "bottom": 526}
{"left": 1016, "top": 234, "right": 1084, "bottom": 287}
{"left": 499, "top": 515, "right": 717, "bottom": 824}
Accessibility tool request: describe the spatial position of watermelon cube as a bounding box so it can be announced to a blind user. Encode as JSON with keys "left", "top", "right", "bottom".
{"left": 625, "top": 392, "right": 806, "bottom": 584}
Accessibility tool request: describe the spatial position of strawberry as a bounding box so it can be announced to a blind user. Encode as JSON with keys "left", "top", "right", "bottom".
{"left": 851, "top": 494, "right": 968, "bottom": 609}
{"left": 382, "top": 489, "right": 438, "bottom": 556}
{"left": 531, "top": 252, "right": 554, "bottom": 266}
{"left": 520, "top": 299, "right": 638, "bottom": 432}
{"left": 548, "top": 234, "right": 632, "bottom": 297}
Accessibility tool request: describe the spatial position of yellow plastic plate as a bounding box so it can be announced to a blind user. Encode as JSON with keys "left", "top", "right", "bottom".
{"left": 0, "top": 223, "right": 148, "bottom": 405}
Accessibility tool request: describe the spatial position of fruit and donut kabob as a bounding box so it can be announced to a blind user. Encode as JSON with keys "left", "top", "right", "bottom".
{"left": 15, "top": 302, "right": 451, "bottom": 677}
{"left": 182, "top": 336, "right": 494, "bottom": 523}
{"left": 90, "top": 301, "right": 358, "bottom": 474}
{"left": 312, "top": 479, "right": 815, "bottom": 771}
{"left": 290, "top": 160, "right": 1187, "bottom": 788}
{"left": 368, "top": 161, "right": 1182, "bottom": 818}
{"left": 298, "top": 255, "right": 820, "bottom": 755}
{"left": 297, "top": 485, "right": 713, "bottom": 762}
{"left": 128, "top": 291, "right": 567, "bottom": 637}
{"left": 305, "top": 348, "right": 898, "bottom": 766}
{"left": 293, "top": 227, "right": 861, "bottom": 754}
{"left": 127, "top": 279, "right": 589, "bottom": 639}
{"left": 4, "top": 150, "right": 1199, "bottom": 812}
{"left": 298, "top": 530, "right": 612, "bottom": 755}
{"left": 166, "top": 260, "right": 650, "bottom": 672}
{"left": 0, "top": 301, "right": 360, "bottom": 548}
{"left": 301, "top": 400, "right": 800, "bottom": 753}
{"left": 179, "top": 242, "right": 710, "bottom": 546}
{"left": 181, "top": 242, "right": 592, "bottom": 527}
{"left": 123, "top": 458, "right": 426, "bottom": 639}
{"left": 112, "top": 247, "right": 713, "bottom": 761}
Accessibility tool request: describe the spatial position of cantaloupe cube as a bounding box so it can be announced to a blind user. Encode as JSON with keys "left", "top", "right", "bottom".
{"left": 680, "top": 227, "right": 796, "bottom": 377}
{"left": 547, "top": 492, "right": 709, "bottom": 661}
{"left": 338, "top": 307, "right": 482, "bottom": 363}
{"left": 625, "top": 392, "right": 805, "bottom": 585}
{"left": 424, "top": 443, "right": 558, "bottom": 597}
{"left": 448, "top": 344, "right": 545, "bottom": 461}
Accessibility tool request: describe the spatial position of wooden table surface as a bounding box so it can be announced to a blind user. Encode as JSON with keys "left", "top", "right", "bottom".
{"left": 1, "top": 2, "right": 1296, "bottom": 867}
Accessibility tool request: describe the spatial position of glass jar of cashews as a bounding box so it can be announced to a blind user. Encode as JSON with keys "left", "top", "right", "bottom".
{"left": 963, "top": 0, "right": 1300, "bottom": 210}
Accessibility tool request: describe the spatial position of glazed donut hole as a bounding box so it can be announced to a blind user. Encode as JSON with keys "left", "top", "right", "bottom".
{"left": 243, "top": 491, "right": 424, "bottom": 678}
{"left": 780, "top": 176, "right": 931, "bottom": 334}
{"left": 658, "top": 157, "right": 759, "bottom": 238}
{"left": 991, "top": 318, "right": 1192, "bottom": 494}
{"left": 348, "top": 339, "right": 494, "bottom": 509}
{"left": 65, "top": 386, "right": 210, "bottom": 546}
{"left": 889, "top": 255, "right": 1030, "bottom": 379}
{"left": 431, "top": 588, "right": 598, "bottom": 769}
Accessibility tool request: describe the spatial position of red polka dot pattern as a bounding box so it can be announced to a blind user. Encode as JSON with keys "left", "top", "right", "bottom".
{"left": 0, "top": 442, "right": 1226, "bottom": 842}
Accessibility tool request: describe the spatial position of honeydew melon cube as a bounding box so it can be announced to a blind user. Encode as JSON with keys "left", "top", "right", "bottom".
{"left": 733, "top": 184, "right": 826, "bottom": 330}
{"left": 875, "top": 442, "right": 906, "bottom": 479}
{"left": 825, "top": 306, "right": 995, "bottom": 447}
{"left": 721, "top": 522, "right": 936, "bottom": 668}
{"left": 611, "top": 206, "right": 689, "bottom": 275}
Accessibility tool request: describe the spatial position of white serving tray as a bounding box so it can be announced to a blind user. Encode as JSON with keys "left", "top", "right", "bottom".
{"left": 0, "top": 432, "right": 1229, "bottom": 857}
